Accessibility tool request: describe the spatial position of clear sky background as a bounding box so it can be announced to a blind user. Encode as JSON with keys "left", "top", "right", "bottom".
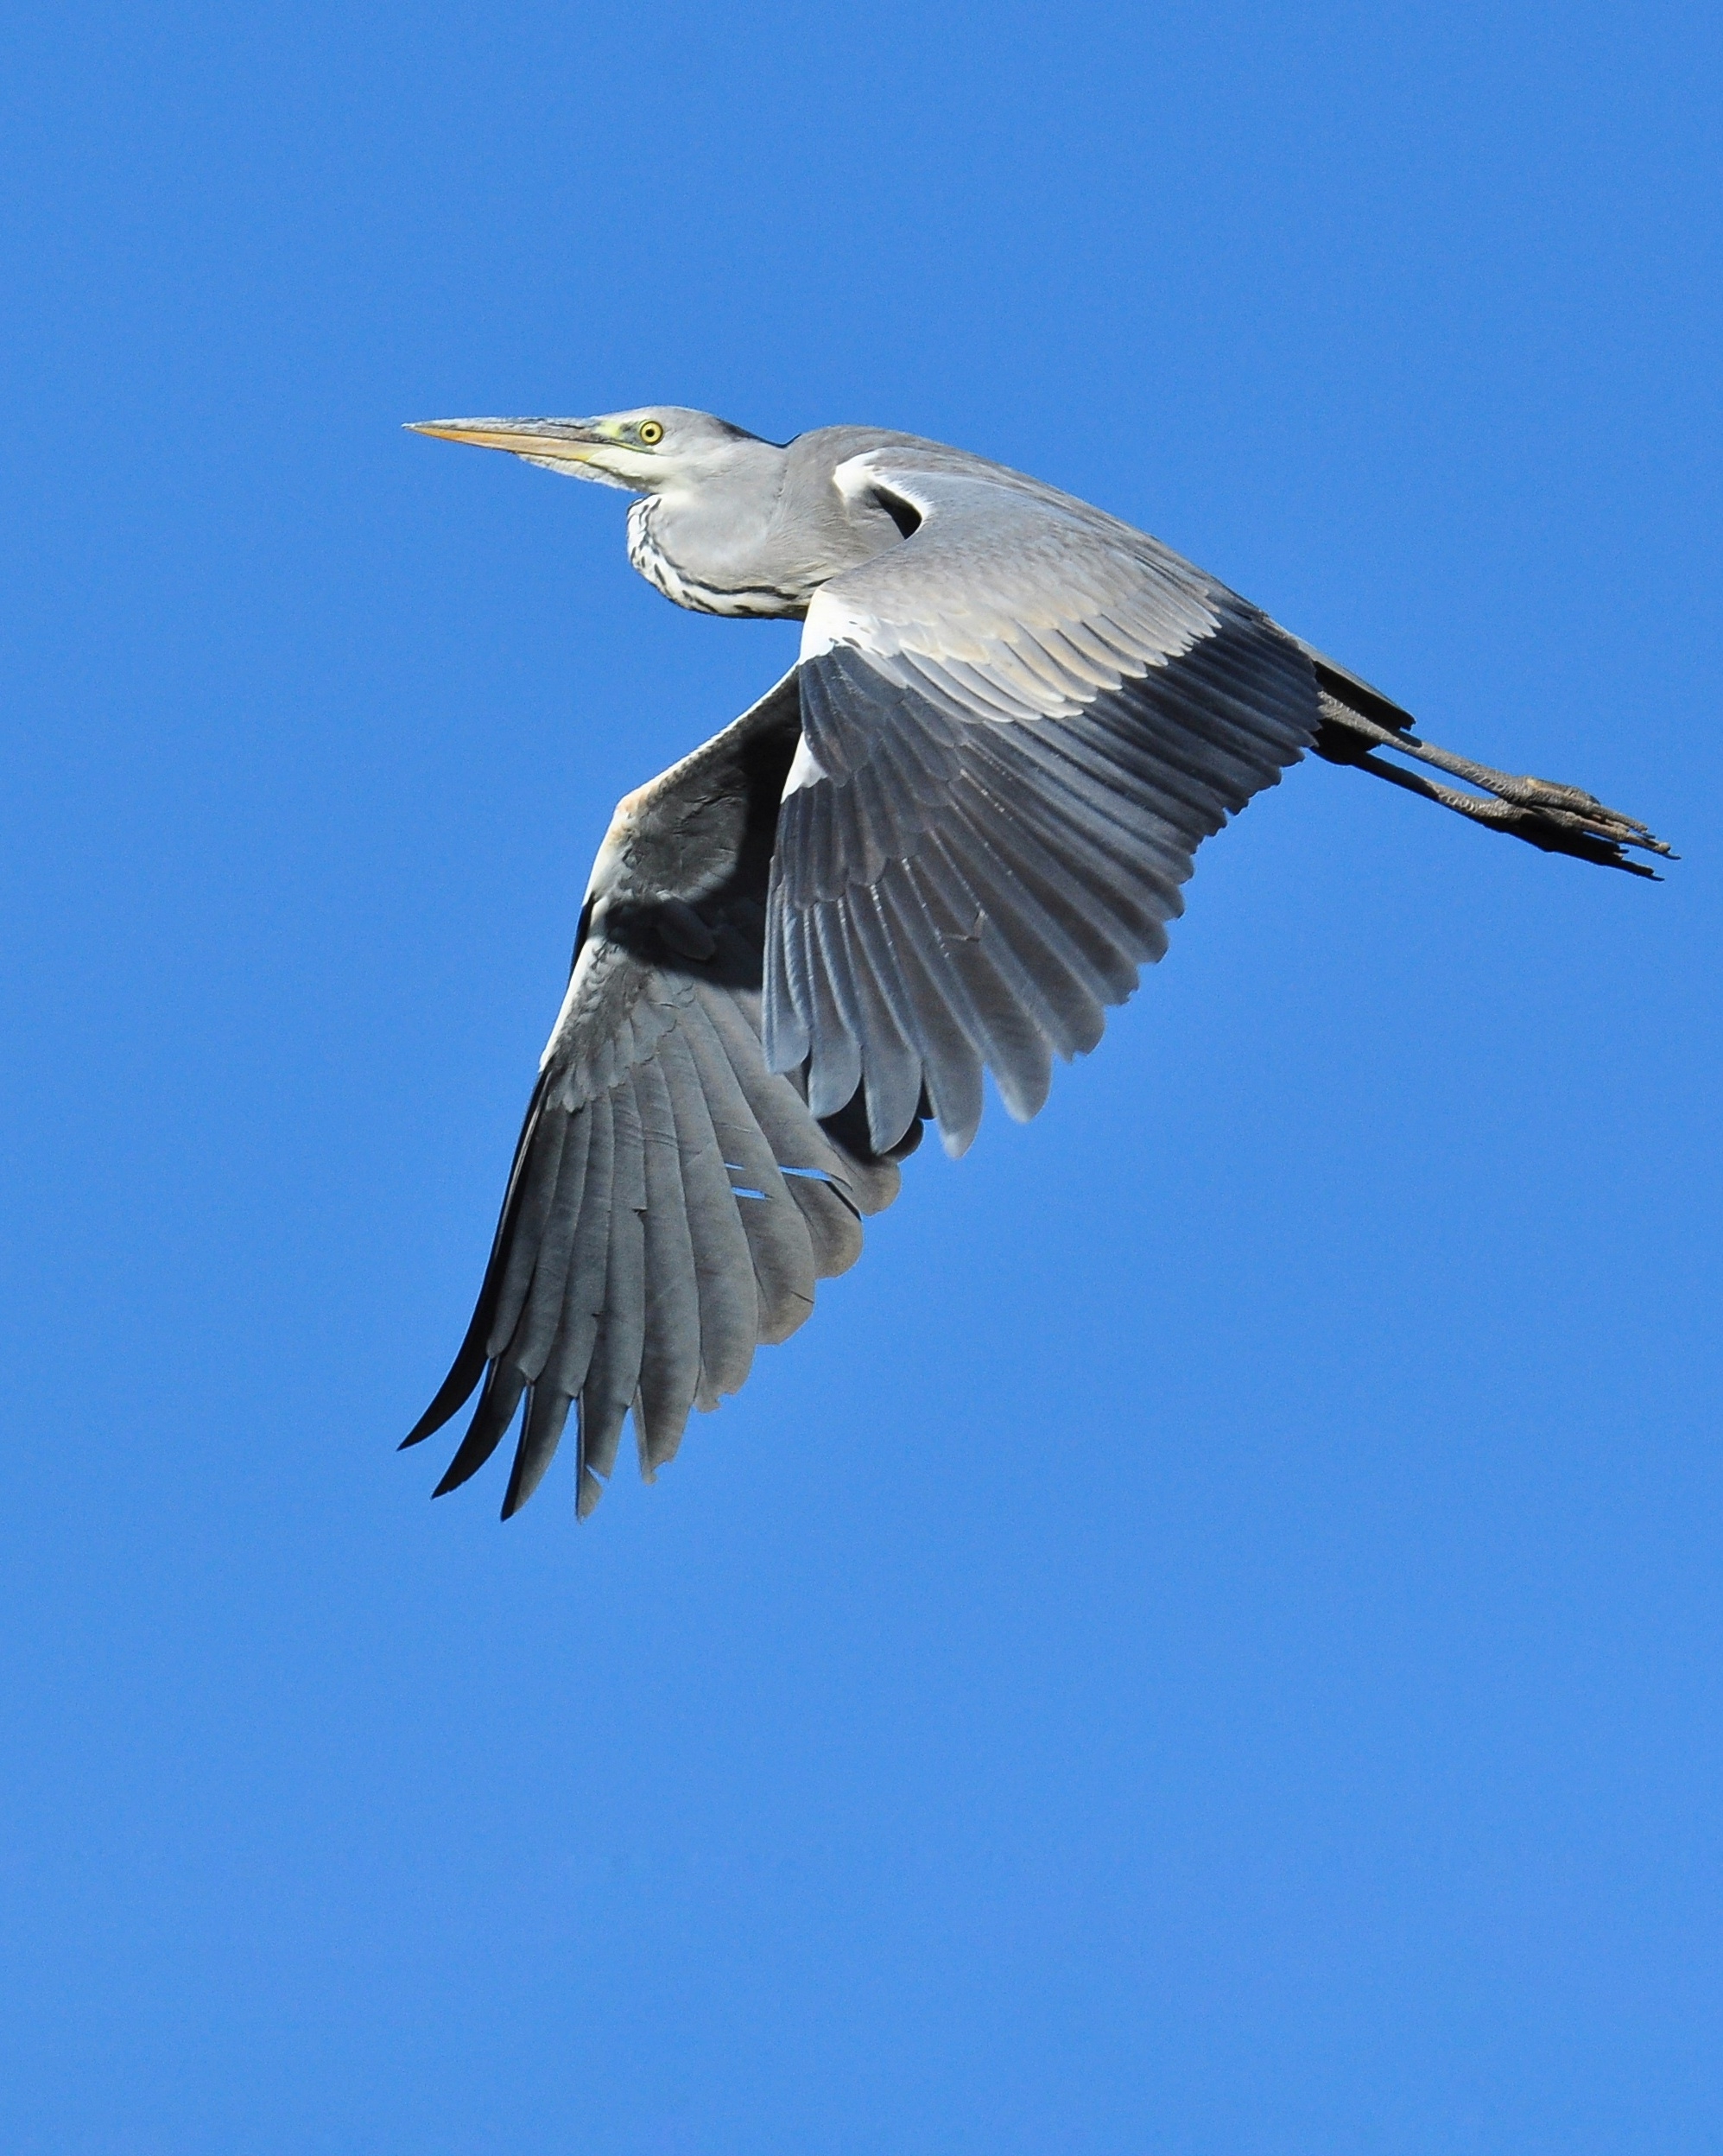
{"left": 3, "top": 3, "right": 1720, "bottom": 2151}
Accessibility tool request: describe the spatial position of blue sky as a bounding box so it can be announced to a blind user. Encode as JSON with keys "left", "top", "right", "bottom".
{"left": 3, "top": 2, "right": 1720, "bottom": 2150}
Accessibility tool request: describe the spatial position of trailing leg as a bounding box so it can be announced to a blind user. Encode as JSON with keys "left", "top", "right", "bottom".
{"left": 1296, "top": 644, "right": 1672, "bottom": 878}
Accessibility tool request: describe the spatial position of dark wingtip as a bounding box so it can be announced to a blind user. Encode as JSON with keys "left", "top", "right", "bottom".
{"left": 429, "top": 1364, "right": 528, "bottom": 1497}
{"left": 498, "top": 1388, "right": 574, "bottom": 1519}
{"left": 400, "top": 1338, "right": 489, "bottom": 1450}
{"left": 404, "top": 1075, "right": 555, "bottom": 1456}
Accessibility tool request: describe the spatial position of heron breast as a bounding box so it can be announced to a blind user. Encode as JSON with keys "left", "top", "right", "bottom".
{"left": 625, "top": 497, "right": 804, "bottom": 618}
{"left": 626, "top": 498, "right": 688, "bottom": 606}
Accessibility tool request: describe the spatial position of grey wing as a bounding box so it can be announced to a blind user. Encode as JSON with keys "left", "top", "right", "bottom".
{"left": 403, "top": 671, "right": 906, "bottom": 1519}
{"left": 763, "top": 450, "right": 1323, "bottom": 1155}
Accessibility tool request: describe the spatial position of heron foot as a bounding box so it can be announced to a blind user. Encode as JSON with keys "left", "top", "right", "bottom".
{"left": 1314, "top": 699, "right": 1673, "bottom": 877}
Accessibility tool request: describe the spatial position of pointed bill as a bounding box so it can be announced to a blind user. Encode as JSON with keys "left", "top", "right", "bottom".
{"left": 405, "top": 418, "right": 608, "bottom": 463}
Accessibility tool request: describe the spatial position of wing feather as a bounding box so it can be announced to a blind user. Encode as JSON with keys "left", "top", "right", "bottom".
{"left": 503, "top": 1386, "right": 573, "bottom": 1519}
{"left": 633, "top": 1054, "right": 703, "bottom": 1472}
{"left": 825, "top": 893, "right": 926, "bottom": 1152}
{"left": 433, "top": 1360, "right": 529, "bottom": 1498}
{"left": 681, "top": 986, "right": 819, "bottom": 1345}
{"left": 694, "top": 978, "right": 875, "bottom": 1271}
{"left": 803, "top": 904, "right": 867, "bottom": 1119}
{"left": 503, "top": 1103, "right": 593, "bottom": 1380}
{"left": 543, "top": 1089, "right": 615, "bottom": 1404}
{"left": 580, "top": 1075, "right": 649, "bottom": 1485}
{"left": 485, "top": 1101, "right": 572, "bottom": 1360}
{"left": 897, "top": 839, "right": 1054, "bottom": 1130}
{"left": 869, "top": 877, "right": 987, "bottom": 1141}
{"left": 656, "top": 1022, "right": 759, "bottom": 1406}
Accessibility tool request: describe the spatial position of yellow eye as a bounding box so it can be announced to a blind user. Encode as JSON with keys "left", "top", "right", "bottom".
{"left": 637, "top": 419, "right": 663, "bottom": 446}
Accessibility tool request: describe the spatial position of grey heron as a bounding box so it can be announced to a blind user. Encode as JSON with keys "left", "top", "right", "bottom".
{"left": 402, "top": 407, "right": 1667, "bottom": 1520}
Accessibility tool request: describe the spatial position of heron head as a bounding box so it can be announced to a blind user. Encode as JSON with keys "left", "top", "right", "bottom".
{"left": 405, "top": 406, "right": 768, "bottom": 493}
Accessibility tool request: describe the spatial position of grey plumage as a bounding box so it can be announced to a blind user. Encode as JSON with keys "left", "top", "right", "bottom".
{"left": 402, "top": 406, "right": 1669, "bottom": 1518}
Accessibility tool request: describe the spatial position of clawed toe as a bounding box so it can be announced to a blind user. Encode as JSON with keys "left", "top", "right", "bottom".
{"left": 1511, "top": 774, "right": 1606, "bottom": 815}
{"left": 1511, "top": 774, "right": 1663, "bottom": 847}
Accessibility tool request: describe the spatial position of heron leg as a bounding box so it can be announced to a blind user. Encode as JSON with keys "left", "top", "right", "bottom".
{"left": 1312, "top": 696, "right": 1672, "bottom": 878}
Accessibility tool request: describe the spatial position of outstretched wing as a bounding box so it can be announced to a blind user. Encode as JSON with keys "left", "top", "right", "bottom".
{"left": 404, "top": 671, "right": 908, "bottom": 1519}
{"left": 763, "top": 447, "right": 1322, "bottom": 1154}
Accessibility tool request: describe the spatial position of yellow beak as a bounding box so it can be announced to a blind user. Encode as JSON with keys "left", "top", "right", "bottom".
{"left": 404, "top": 419, "right": 606, "bottom": 462}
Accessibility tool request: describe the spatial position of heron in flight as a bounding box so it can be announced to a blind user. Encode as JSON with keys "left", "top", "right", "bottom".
{"left": 402, "top": 407, "right": 1667, "bottom": 1520}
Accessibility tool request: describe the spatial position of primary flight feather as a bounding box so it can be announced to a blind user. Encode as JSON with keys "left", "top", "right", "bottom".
{"left": 402, "top": 407, "right": 1666, "bottom": 1519}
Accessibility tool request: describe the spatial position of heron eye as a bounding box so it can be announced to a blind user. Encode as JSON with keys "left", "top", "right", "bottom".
{"left": 637, "top": 420, "right": 664, "bottom": 446}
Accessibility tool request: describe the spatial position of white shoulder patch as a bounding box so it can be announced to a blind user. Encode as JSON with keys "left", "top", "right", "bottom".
{"left": 782, "top": 731, "right": 829, "bottom": 797}
{"left": 829, "top": 451, "right": 905, "bottom": 510}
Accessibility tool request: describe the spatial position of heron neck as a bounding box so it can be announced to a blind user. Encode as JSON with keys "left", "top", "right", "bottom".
{"left": 628, "top": 440, "right": 902, "bottom": 618}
